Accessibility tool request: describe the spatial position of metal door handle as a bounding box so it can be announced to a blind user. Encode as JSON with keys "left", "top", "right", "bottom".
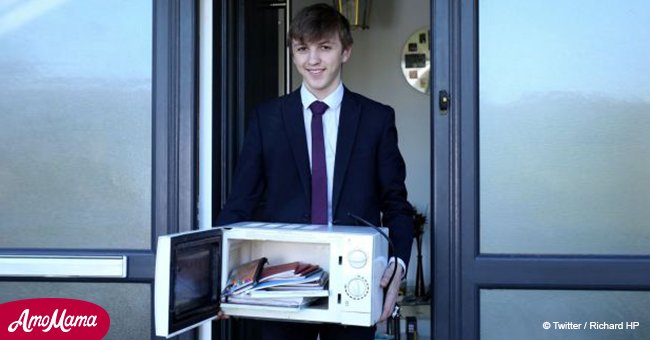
{"left": 439, "top": 90, "right": 450, "bottom": 112}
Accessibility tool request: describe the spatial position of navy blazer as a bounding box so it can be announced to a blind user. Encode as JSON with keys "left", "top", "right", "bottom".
{"left": 216, "top": 87, "right": 414, "bottom": 265}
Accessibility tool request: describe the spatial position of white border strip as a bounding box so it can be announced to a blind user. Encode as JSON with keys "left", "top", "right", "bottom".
{"left": 0, "top": 255, "right": 127, "bottom": 278}
{"left": 198, "top": 0, "right": 213, "bottom": 233}
{"left": 198, "top": 0, "right": 213, "bottom": 339}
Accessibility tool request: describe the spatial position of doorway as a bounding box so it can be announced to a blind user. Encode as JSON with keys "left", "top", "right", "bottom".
{"left": 217, "top": 0, "right": 434, "bottom": 338}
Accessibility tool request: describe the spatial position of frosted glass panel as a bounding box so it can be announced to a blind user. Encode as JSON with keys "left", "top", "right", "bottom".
{"left": 481, "top": 289, "right": 650, "bottom": 340}
{"left": 479, "top": 0, "right": 650, "bottom": 254}
{"left": 0, "top": 282, "right": 150, "bottom": 340}
{"left": 0, "top": 0, "right": 152, "bottom": 249}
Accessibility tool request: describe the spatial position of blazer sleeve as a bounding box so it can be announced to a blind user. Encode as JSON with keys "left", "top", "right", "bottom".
{"left": 215, "top": 107, "right": 266, "bottom": 225}
{"left": 377, "top": 107, "right": 414, "bottom": 267}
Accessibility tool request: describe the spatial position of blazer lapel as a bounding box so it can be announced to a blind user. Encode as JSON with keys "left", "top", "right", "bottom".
{"left": 282, "top": 91, "right": 311, "bottom": 203}
{"left": 332, "top": 88, "right": 361, "bottom": 218}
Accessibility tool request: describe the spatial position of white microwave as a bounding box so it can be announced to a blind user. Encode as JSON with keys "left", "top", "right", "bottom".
{"left": 154, "top": 222, "right": 389, "bottom": 338}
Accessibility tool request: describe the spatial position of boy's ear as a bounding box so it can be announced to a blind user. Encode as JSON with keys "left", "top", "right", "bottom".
{"left": 342, "top": 46, "right": 352, "bottom": 63}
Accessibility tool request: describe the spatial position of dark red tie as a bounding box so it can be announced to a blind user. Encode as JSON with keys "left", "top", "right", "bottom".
{"left": 310, "top": 101, "right": 329, "bottom": 225}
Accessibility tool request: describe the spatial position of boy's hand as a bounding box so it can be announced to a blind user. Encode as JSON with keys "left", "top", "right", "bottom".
{"left": 378, "top": 262, "right": 403, "bottom": 322}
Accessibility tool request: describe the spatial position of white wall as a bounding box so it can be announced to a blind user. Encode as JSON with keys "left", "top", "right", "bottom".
{"left": 292, "top": 1, "right": 432, "bottom": 292}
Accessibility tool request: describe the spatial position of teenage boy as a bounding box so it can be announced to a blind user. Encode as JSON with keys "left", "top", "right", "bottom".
{"left": 217, "top": 3, "right": 414, "bottom": 339}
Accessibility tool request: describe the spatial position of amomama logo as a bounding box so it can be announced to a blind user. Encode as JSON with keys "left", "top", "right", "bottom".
{"left": 0, "top": 298, "right": 110, "bottom": 339}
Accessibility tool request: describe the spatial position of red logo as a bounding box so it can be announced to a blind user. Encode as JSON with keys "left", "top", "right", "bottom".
{"left": 0, "top": 298, "right": 110, "bottom": 339}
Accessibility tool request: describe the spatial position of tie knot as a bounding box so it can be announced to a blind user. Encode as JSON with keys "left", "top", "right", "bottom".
{"left": 309, "top": 101, "right": 328, "bottom": 116}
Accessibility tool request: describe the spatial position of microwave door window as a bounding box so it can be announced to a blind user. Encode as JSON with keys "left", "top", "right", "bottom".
{"left": 174, "top": 247, "right": 212, "bottom": 314}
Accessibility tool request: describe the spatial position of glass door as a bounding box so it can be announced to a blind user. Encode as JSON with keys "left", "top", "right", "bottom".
{"left": 0, "top": 1, "right": 199, "bottom": 339}
{"left": 433, "top": 0, "right": 650, "bottom": 339}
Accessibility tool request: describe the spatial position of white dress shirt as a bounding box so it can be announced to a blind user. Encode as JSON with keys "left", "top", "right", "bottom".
{"left": 301, "top": 82, "right": 343, "bottom": 225}
{"left": 300, "top": 83, "right": 407, "bottom": 276}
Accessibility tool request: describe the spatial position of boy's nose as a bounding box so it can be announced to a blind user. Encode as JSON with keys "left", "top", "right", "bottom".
{"left": 308, "top": 50, "right": 320, "bottom": 64}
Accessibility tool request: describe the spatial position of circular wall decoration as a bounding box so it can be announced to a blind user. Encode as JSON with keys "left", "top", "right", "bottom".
{"left": 400, "top": 27, "right": 430, "bottom": 94}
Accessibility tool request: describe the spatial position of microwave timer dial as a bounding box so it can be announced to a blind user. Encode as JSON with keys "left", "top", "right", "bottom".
{"left": 348, "top": 249, "right": 368, "bottom": 269}
{"left": 345, "top": 276, "right": 369, "bottom": 300}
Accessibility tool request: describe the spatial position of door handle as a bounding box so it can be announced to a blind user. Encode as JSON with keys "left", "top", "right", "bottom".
{"left": 439, "top": 90, "right": 450, "bottom": 113}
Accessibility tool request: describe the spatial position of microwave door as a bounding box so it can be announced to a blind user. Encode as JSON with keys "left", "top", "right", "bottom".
{"left": 154, "top": 228, "right": 223, "bottom": 338}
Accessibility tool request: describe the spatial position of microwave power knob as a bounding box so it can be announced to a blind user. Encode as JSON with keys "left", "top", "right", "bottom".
{"left": 348, "top": 249, "right": 367, "bottom": 269}
{"left": 345, "top": 277, "right": 369, "bottom": 300}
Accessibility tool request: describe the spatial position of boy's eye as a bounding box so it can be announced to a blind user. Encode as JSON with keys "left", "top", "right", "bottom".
{"left": 294, "top": 46, "right": 307, "bottom": 52}
{"left": 320, "top": 45, "right": 332, "bottom": 50}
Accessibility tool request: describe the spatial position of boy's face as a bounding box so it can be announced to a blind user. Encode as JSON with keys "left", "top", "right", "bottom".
{"left": 291, "top": 34, "right": 351, "bottom": 99}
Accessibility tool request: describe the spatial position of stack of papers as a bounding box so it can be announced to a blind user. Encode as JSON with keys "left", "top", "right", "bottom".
{"left": 222, "top": 260, "right": 329, "bottom": 308}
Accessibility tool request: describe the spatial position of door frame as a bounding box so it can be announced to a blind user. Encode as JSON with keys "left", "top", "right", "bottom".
{"left": 432, "top": 1, "right": 650, "bottom": 339}
{"left": 154, "top": 1, "right": 201, "bottom": 338}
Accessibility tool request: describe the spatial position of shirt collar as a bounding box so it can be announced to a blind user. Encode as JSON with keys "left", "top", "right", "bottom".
{"left": 300, "top": 82, "right": 344, "bottom": 112}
